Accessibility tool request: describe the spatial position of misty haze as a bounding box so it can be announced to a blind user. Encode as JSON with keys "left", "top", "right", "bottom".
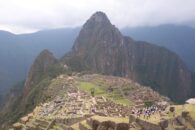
{"left": 0, "top": 0, "right": 195, "bottom": 130}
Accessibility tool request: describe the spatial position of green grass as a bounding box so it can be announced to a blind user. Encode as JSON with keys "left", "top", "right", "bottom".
{"left": 79, "top": 82, "right": 105, "bottom": 95}
{"left": 165, "top": 104, "right": 195, "bottom": 129}
{"left": 81, "top": 121, "right": 92, "bottom": 129}
{"left": 138, "top": 104, "right": 195, "bottom": 125}
{"left": 165, "top": 104, "right": 195, "bottom": 119}
{"left": 71, "top": 120, "right": 91, "bottom": 130}
{"left": 78, "top": 82, "right": 133, "bottom": 106}
{"left": 173, "top": 104, "right": 195, "bottom": 120}
{"left": 53, "top": 125, "right": 64, "bottom": 130}
{"left": 184, "top": 104, "right": 195, "bottom": 120}
{"left": 113, "top": 98, "right": 131, "bottom": 105}
{"left": 71, "top": 122, "right": 80, "bottom": 129}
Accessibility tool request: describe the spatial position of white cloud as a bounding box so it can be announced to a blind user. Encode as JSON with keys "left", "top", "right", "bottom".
{"left": 0, "top": 0, "right": 195, "bottom": 34}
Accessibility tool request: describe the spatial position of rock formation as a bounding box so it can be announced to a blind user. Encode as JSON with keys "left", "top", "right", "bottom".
{"left": 63, "top": 11, "right": 192, "bottom": 102}
{"left": 0, "top": 50, "right": 58, "bottom": 128}
{"left": 1, "top": 11, "right": 194, "bottom": 129}
{"left": 23, "top": 49, "right": 57, "bottom": 96}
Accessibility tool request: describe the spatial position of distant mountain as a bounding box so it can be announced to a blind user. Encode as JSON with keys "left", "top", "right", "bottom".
{"left": 63, "top": 12, "right": 192, "bottom": 102}
{"left": 1, "top": 24, "right": 195, "bottom": 98}
{"left": 121, "top": 25, "right": 195, "bottom": 73}
{"left": 1, "top": 19, "right": 195, "bottom": 104}
{"left": 0, "top": 28, "right": 77, "bottom": 99}
{"left": 0, "top": 31, "right": 30, "bottom": 97}
{"left": 0, "top": 11, "right": 194, "bottom": 128}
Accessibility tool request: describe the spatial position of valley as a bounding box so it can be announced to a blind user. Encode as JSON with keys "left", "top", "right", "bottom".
{"left": 0, "top": 10, "right": 195, "bottom": 130}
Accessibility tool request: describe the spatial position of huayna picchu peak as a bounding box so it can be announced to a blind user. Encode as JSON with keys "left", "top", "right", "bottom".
{"left": 64, "top": 11, "right": 192, "bottom": 103}
{"left": 0, "top": 11, "right": 195, "bottom": 130}
{"left": 86, "top": 11, "right": 111, "bottom": 25}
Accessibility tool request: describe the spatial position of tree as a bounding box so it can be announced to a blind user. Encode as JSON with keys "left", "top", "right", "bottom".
{"left": 91, "top": 88, "right": 95, "bottom": 97}
{"left": 144, "top": 101, "right": 153, "bottom": 108}
{"left": 169, "top": 107, "right": 175, "bottom": 113}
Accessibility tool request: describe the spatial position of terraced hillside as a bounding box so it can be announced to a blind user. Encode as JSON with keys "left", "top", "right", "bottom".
{"left": 9, "top": 74, "right": 171, "bottom": 130}
{"left": 129, "top": 104, "right": 195, "bottom": 130}
{"left": 7, "top": 74, "right": 195, "bottom": 130}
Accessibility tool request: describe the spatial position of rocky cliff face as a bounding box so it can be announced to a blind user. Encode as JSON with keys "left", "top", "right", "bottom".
{"left": 64, "top": 11, "right": 192, "bottom": 102}
{"left": 23, "top": 49, "right": 57, "bottom": 97}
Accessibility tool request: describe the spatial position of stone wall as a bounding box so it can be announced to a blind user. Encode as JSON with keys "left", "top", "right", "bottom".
{"left": 129, "top": 114, "right": 168, "bottom": 130}
{"left": 46, "top": 119, "right": 55, "bottom": 130}
{"left": 79, "top": 123, "right": 91, "bottom": 130}
{"left": 135, "top": 118, "right": 161, "bottom": 130}
{"left": 55, "top": 117, "right": 84, "bottom": 125}
{"left": 115, "top": 123, "right": 129, "bottom": 130}
{"left": 185, "top": 115, "right": 195, "bottom": 128}
{"left": 97, "top": 121, "right": 116, "bottom": 130}
{"left": 87, "top": 118, "right": 129, "bottom": 130}
{"left": 129, "top": 115, "right": 136, "bottom": 123}
{"left": 55, "top": 115, "right": 93, "bottom": 126}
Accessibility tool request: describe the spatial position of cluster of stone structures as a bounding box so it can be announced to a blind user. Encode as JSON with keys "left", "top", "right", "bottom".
{"left": 129, "top": 110, "right": 195, "bottom": 130}
{"left": 127, "top": 85, "right": 169, "bottom": 109}
{"left": 10, "top": 75, "right": 195, "bottom": 130}
{"left": 11, "top": 89, "right": 132, "bottom": 130}
{"left": 80, "top": 74, "right": 170, "bottom": 108}
{"left": 94, "top": 99, "right": 131, "bottom": 117}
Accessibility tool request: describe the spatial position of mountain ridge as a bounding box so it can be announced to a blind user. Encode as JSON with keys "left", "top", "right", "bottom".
{"left": 63, "top": 11, "right": 192, "bottom": 102}
{"left": 122, "top": 25, "right": 195, "bottom": 72}
{"left": 0, "top": 28, "right": 78, "bottom": 104}
{"left": 0, "top": 11, "right": 194, "bottom": 129}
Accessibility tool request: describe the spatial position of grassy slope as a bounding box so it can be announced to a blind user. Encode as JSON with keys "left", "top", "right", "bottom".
{"left": 173, "top": 104, "right": 195, "bottom": 120}
{"left": 4, "top": 73, "right": 194, "bottom": 130}
{"left": 138, "top": 104, "right": 195, "bottom": 126}
{"left": 78, "top": 82, "right": 133, "bottom": 106}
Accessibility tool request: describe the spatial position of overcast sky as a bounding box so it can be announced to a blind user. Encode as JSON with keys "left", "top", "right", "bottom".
{"left": 0, "top": 0, "right": 195, "bottom": 34}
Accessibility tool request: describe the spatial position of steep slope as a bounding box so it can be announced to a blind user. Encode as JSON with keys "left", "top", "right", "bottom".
{"left": 8, "top": 74, "right": 171, "bottom": 130}
{"left": 122, "top": 25, "right": 195, "bottom": 72}
{"left": 0, "top": 76, "right": 26, "bottom": 128}
{"left": 8, "top": 73, "right": 195, "bottom": 130}
{"left": 63, "top": 11, "right": 192, "bottom": 102}
{"left": 23, "top": 49, "right": 58, "bottom": 97}
{"left": 0, "top": 50, "right": 67, "bottom": 128}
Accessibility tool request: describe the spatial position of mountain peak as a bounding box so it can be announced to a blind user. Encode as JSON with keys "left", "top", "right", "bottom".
{"left": 65, "top": 12, "right": 192, "bottom": 102}
{"left": 72, "top": 12, "right": 122, "bottom": 53}
{"left": 83, "top": 11, "right": 111, "bottom": 29}
{"left": 90, "top": 11, "right": 110, "bottom": 23}
{"left": 23, "top": 49, "right": 57, "bottom": 96}
{"left": 39, "top": 49, "right": 54, "bottom": 58}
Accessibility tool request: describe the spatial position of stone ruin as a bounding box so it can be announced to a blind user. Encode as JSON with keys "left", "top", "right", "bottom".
{"left": 76, "top": 116, "right": 130, "bottom": 130}
{"left": 129, "top": 109, "right": 195, "bottom": 130}
{"left": 80, "top": 74, "right": 170, "bottom": 110}
{"left": 10, "top": 74, "right": 193, "bottom": 130}
{"left": 11, "top": 87, "right": 132, "bottom": 130}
